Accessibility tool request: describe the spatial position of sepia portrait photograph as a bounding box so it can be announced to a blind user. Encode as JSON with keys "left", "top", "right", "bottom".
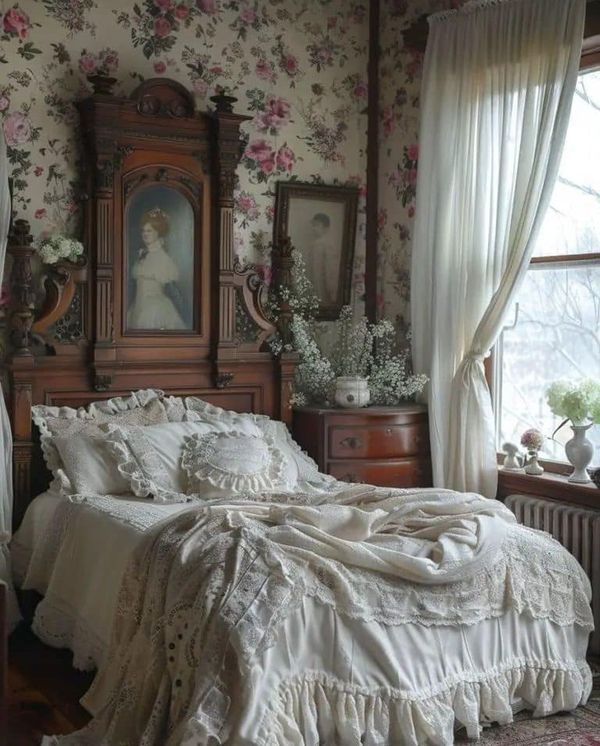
{"left": 274, "top": 182, "right": 358, "bottom": 320}
{"left": 125, "top": 185, "right": 195, "bottom": 332}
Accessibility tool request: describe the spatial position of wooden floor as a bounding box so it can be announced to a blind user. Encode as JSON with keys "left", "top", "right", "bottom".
{"left": 7, "top": 626, "right": 92, "bottom": 745}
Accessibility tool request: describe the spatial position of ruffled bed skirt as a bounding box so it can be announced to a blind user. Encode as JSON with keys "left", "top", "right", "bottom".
{"left": 256, "top": 661, "right": 592, "bottom": 746}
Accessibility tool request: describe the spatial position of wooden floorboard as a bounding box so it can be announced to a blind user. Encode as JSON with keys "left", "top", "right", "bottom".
{"left": 7, "top": 625, "right": 92, "bottom": 745}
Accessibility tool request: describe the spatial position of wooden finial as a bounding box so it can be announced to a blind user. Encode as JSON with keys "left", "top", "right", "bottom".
{"left": 210, "top": 92, "right": 238, "bottom": 114}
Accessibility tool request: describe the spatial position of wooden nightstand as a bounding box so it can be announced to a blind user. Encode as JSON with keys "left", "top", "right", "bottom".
{"left": 293, "top": 405, "right": 431, "bottom": 488}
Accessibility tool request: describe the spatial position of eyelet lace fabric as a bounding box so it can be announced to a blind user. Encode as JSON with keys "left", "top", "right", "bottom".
{"left": 41, "top": 486, "right": 594, "bottom": 746}
{"left": 181, "top": 431, "right": 290, "bottom": 495}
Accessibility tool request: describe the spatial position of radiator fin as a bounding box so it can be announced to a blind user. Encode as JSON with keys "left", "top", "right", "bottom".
{"left": 505, "top": 494, "right": 600, "bottom": 657}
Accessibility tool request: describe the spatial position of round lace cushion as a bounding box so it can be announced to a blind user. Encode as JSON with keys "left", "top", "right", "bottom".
{"left": 182, "top": 431, "right": 293, "bottom": 498}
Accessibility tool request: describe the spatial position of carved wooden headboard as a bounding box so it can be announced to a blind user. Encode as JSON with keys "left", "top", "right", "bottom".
{"left": 3, "top": 78, "right": 296, "bottom": 528}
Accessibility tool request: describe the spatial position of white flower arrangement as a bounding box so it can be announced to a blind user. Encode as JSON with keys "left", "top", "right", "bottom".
{"left": 546, "top": 379, "right": 600, "bottom": 426}
{"left": 289, "top": 308, "right": 428, "bottom": 408}
{"left": 37, "top": 235, "right": 84, "bottom": 265}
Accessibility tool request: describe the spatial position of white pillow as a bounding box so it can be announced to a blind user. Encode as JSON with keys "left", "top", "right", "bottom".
{"left": 104, "top": 418, "right": 262, "bottom": 500}
{"left": 181, "top": 431, "right": 296, "bottom": 498}
{"left": 32, "top": 390, "right": 168, "bottom": 494}
{"left": 52, "top": 433, "right": 130, "bottom": 495}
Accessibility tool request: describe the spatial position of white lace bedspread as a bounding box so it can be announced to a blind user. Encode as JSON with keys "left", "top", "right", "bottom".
{"left": 39, "top": 486, "right": 593, "bottom": 746}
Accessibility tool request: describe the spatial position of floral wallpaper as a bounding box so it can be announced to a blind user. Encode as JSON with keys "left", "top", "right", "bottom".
{"left": 377, "top": 0, "right": 465, "bottom": 336}
{"left": 0, "top": 0, "right": 368, "bottom": 310}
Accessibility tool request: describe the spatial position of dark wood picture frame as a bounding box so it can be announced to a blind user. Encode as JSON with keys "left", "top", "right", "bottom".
{"left": 274, "top": 182, "right": 358, "bottom": 320}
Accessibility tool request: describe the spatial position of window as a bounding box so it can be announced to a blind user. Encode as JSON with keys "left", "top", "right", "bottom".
{"left": 495, "top": 67, "right": 600, "bottom": 469}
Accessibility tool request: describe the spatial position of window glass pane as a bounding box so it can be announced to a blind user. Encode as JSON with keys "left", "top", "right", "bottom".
{"left": 497, "top": 264, "right": 600, "bottom": 466}
{"left": 534, "top": 69, "right": 600, "bottom": 257}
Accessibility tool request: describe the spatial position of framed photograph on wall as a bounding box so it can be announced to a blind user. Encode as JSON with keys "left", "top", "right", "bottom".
{"left": 274, "top": 182, "right": 358, "bottom": 320}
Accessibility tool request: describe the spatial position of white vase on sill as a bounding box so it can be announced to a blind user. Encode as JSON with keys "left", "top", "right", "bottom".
{"left": 565, "top": 422, "right": 593, "bottom": 483}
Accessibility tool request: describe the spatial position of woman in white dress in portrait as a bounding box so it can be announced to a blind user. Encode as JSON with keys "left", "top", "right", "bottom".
{"left": 127, "top": 207, "right": 187, "bottom": 330}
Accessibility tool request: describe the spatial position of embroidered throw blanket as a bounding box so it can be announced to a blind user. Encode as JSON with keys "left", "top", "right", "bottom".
{"left": 43, "top": 487, "right": 593, "bottom": 745}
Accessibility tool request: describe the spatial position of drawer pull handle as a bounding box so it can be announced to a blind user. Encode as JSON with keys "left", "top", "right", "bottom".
{"left": 342, "top": 473, "right": 366, "bottom": 484}
{"left": 340, "top": 436, "right": 362, "bottom": 449}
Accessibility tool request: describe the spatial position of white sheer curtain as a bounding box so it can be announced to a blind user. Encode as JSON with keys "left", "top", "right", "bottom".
{"left": 1, "top": 131, "right": 21, "bottom": 630}
{"left": 411, "top": 0, "right": 585, "bottom": 498}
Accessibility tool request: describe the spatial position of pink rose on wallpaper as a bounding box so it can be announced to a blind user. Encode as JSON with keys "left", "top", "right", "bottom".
{"left": 327, "top": 16, "right": 337, "bottom": 29}
{"left": 0, "top": 96, "right": 9, "bottom": 112}
{"left": 236, "top": 192, "right": 259, "bottom": 219}
{"left": 408, "top": 206, "right": 415, "bottom": 218}
{"left": 255, "top": 59, "right": 275, "bottom": 81}
{"left": 245, "top": 139, "right": 273, "bottom": 163}
{"left": 256, "top": 97, "right": 290, "bottom": 132}
{"left": 407, "top": 144, "right": 418, "bottom": 162}
{"left": 239, "top": 6, "right": 256, "bottom": 24}
{"left": 154, "top": 61, "right": 167, "bottom": 74}
{"left": 264, "top": 204, "right": 275, "bottom": 222}
{"left": 79, "top": 53, "right": 97, "bottom": 75}
{"left": 154, "top": 0, "right": 173, "bottom": 9}
{"left": 196, "top": 0, "right": 217, "bottom": 13}
{"left": 175, "top": 4, "right": 189, "bottom": 19}
{"left": 192, "top": 79, "right": 208, "bottom": 97}
{"left": 33, "top": 165, "right": 43, "bottom": 176}
{"left": 3, "top": 111, "right": 31, "bottom": 146}
{"left": 34, "top": 208, "right": 47, "bottom": 219}
{"left": 353, "top": 80, "right": 368, "bottom": 100}
{"left": 282, "top": 54, "right": 298, "bottom": 76}
{"left": 154, "top": 16, "right": 172, "bottom": 38}
{"left": 209, "top": 65, "right": 223, "bottom": 74}
{"left": 3, "top": 6, "right": 31, "bottom": 39}
{"left": 276, "top": 144, "right": 295, "bottom": 172}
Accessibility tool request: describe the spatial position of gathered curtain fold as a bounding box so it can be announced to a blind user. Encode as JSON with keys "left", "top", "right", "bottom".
{"left": 1, "top": 131, "right": 22, "bottom": 631}
{"left": 411, "top": 0, "right": 585, "bottom": 498}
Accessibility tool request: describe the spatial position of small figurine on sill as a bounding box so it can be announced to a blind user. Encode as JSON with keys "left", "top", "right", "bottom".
{"left": 501, "top": 442, "right": 523, "bottom": 470}
{"left": 520, "top": 428, "right": 545, "bottom": 476}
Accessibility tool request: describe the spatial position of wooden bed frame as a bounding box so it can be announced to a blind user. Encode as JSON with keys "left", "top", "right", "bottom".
{"left": 3, "top": 77, "right": 296, "bottom": 529}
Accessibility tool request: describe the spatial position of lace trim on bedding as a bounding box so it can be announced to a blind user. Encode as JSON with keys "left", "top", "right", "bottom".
{"left": 103, "top": 426, "right": 190, "bottom": 502}
{"left": 181, "top": 431, "right": 289, "bottom": 495}
{"left": 32, "top": 595, "right": 105, "bottom": 671}
{"left": 40, "top": 496, "right": 594, "bottom": 746}
{"left": 32, "top": 390, "right": 166, "bottom": 495}
{"left": 255, "top": 660, "right": 592, "bottom": 746}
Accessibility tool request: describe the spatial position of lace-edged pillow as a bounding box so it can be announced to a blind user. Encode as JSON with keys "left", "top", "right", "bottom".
{"left": 31, "top": 389, "right": 167, "bottom": 495}
{"left": 181, "top": 431, "right": 297, "bottom": 498}
{"left": 104, "top": 419, "right": 264, "bottom": 502}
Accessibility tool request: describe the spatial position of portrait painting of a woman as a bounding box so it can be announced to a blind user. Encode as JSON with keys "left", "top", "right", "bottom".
{"left": 126, "top": 186, "right": 195, "bottom": 332}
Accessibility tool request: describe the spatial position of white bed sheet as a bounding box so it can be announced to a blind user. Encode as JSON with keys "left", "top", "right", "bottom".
{"left": 13, "top": 492, "right": 592, "bottom": 742}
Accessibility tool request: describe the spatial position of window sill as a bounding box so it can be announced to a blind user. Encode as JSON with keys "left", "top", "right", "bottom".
{"left": 497, "top": 468, "right": 599, "bottom": 510}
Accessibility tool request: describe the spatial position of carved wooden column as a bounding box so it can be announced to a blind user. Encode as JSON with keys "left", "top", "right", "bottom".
{"left": 7, "top": 219, "right": 35, "bottom": 357}
{"left": 6, "top": 219, "right": 35, "bottom": 517}
{"left": 209, "top": 94, "right": 251, "bottom": 367}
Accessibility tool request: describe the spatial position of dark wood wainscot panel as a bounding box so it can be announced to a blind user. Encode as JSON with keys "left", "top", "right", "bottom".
{"left": 3, "top": 78, "right": 297, "bottom": 528}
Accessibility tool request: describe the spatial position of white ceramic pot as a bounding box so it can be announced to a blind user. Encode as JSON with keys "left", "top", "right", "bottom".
{"left": 334, "top": 376, "right": 370, "bottom": 409}
{"left": 565, "top": 422, "right": 594, "bottom": 483}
